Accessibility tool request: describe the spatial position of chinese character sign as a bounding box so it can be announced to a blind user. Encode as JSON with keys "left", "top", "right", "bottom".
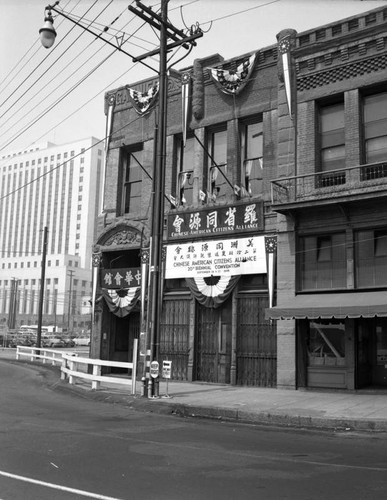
{"left": 165, "top": 236, "right": 266, "bottom": 278}
{"left": 167, "top": 202, "right": 263, "bottom": 240}
{"left": 100, "top": 268, "right": 142, "bottom": 289}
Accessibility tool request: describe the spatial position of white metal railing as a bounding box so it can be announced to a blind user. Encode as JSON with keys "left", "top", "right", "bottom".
{"left": 16, "top": 345, "right": 76, "bottom": 365}
{"left": 61, "top": 339, "right": 138, "bottom": 394}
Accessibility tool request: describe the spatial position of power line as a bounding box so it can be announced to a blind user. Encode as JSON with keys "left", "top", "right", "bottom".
{"left": 0, "top": 111, "right": 144, "bottom": 202}
{"left": 0, "top": 0, "right": 79, "bottom": 95}
{"left": 0, "top": 0, "right": 102, "bottom": 122}
{"left": 0, "top": 3, "right": 150, "bottom": 158}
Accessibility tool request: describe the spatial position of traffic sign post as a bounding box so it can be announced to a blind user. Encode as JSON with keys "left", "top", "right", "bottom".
{"left": 149, "top": 361, "right": 160, "bottom": 399}
{"left": 162, "top": 360, "right": 172, "bottom": 398}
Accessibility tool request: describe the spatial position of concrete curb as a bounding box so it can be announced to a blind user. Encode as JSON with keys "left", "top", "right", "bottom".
{"left": 3, "top": 357, "right": 387, "bottom": 433}
{"left": 52, "top": 378, "right": 387, "bottom": 433}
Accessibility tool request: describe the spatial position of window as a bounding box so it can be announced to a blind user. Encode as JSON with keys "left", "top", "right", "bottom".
{"left": 363, "top": 91, "right": 387, "bottom": 164}
{"left": 318, "top": 101, "right": 346, "bottom": 186}
{"left": 176, "top": 136, "right": 195, "bottom": 205}
{"left": 319, "top": 102, "right": 345, "bottom": 171}
{"left": 56, "top": 260, "right": 59, "bottom": 266}
{"left": 355, "top": 229, "right": 387, "bottom": 288}
{"left": 241, "top": 120, "right": 263, "bottom": 196}
{"left": 122, "top": 148, "right": 143, "bottom": 215}
{"left": 299, "top": 233, "right": 346, "bottom": 290}
{"left": 308, "top": 320, "right": 346, "bottom": 367}
{"left": 208, "top": 128, "right": 229, "bottom": 200}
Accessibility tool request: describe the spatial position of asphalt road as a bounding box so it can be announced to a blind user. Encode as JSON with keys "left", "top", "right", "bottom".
{"left": 0, "top": 360, "right": 387, "bottom": 500}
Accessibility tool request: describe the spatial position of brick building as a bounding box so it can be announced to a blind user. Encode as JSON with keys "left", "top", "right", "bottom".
{"left": 268, "top": 6, "right": 387, "bottom": 390}
{"left": 91, "top": 5, "right": 387, "bottom": 390}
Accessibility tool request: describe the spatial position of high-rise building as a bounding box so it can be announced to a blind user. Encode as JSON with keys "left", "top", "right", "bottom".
{"left": 0, "top": 137, "right": 103, "bottom": 332}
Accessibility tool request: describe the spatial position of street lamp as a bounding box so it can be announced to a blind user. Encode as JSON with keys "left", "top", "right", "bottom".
{"left": 39, "top": 7, "right": 57, "bottom": 48}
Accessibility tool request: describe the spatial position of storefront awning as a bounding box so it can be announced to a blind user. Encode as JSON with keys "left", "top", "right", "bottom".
{"left": 266, "top": 291, "right": 387, "bottom": 319}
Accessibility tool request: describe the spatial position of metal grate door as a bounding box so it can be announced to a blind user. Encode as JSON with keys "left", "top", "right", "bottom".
{"left": 195, "top": 305, "right": 219, "bottom": 382}
{"left": 236, "top": 295, "right": 277, "bottom": 387}
{"left": 159, "top": 298, "right": 190, "bottom": 380}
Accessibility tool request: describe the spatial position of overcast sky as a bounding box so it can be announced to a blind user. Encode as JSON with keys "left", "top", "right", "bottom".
{"left": 0, "top": 0, "right": 386, "bottom": 155}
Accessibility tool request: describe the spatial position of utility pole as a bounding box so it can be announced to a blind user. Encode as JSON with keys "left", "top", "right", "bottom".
{"left": 8, "top": 278, "right": 19, "bottom": 330}
{"left": 67, "top": 270, "right": 75, "bottom": 334}
{"left": 39, "top": 0, "right": 202, "bottom": 396}
{"left": 128, "top": 0, "right": 203, "bottom": 397}
{"left": 37, "top": 226, "right": 48, "bottom": 348}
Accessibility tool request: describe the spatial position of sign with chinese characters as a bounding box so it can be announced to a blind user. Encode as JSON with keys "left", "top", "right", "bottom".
{"left": 167, "top": 202, "right": 263, "bottom": 240}
{"left": 165, "top": 236, "right": 266, "bottom": 279}
{"left": 100, "top": 268, "right": 141, "bottom": 289}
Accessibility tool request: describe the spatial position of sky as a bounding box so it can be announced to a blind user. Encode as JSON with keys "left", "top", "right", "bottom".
{"left": 0, "top": 0, "right": 386, "bottom": 156}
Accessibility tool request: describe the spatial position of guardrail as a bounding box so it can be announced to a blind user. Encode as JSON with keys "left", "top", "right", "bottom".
{"left": 16, "top": 345, "right": 74, "bottom": 365}
{"left": 61, "top": 339, "right": 138, "bottom": 394}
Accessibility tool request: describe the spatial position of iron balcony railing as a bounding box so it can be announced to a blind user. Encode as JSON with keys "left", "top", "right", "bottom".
{"left": 271, "top": 161, "right": 387, "bottom": 206}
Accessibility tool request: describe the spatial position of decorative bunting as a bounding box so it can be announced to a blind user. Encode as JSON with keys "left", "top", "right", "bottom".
{"left": 101, "top": 95, "right": 115, "bottom": 213}
{"left": 210, "top": 53, "right": 256, "bottom": 95}
{"left": 234, "top": 184, "right": 251, "bottom": 199}
{"left": 265, "top": 236, "right": 277, "bottom": 309}
{"left": 278, "top": 35, "right": 293, "bottom": 118}
{"left": 185, "top": 275, "right": 240, "bottom": 309}
{"left": 140, "top": 248, "right": 150, "bottom": 329}
{"left": 91, "top": 251, "right": 102, "bottom": 324}
{"left": 129, "top": 83, "right": 159, "bottom": 115}
{"left": 181, "top": 73, "right": 191, "bottom": 146}
{"left": 199, "top": 190, "right": 206, "bottom": 202}
{"left": 101, "top": 287, "right": 140, "bottom": 318}
{"left": 167, "top": 194, "right": 177, "bottom": 208}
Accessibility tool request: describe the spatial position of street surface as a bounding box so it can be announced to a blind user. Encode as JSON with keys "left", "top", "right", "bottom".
{"left": 0, "top": 360, "right": 386, "bottom": 500}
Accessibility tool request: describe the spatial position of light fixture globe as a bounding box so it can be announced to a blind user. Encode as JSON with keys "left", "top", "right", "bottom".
{"left": 39, "top": 13, "right": 57, "bottom": 49}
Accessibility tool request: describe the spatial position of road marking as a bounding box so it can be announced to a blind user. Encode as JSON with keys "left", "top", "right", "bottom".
{"left": 0, "top": 470, "right": 124, "bottom": 500}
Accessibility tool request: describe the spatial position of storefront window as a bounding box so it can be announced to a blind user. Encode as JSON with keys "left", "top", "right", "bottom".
{"left": 307, "top": 319, "right": 346, "bottom": 367}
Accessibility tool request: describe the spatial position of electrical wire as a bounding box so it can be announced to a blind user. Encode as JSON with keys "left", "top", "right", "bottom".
{"left": 0, "top": 4, "right": 151, "bottom": 157}
{"left": 0, "top": 110, "right": 145, "bottom": 203}
{"left": 0, "top": 0, "right": 200, "bottom": 157}
{"left": 0, "top": 0, "right": 106, "bottom": 123}
{"left": 0, "top": 0, "right": 79, "bottom": 95}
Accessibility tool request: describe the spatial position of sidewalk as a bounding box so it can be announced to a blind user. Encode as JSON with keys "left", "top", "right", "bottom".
{"left": 2, "top": 348, "right": 387, "bottom": 433}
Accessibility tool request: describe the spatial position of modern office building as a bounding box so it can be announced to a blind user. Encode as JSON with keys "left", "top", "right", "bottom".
{"left": 0, "top": 137, "right": 103, "bottom": 332}
{"left": 92, "top": 5, "right": 387, "bottom": 390}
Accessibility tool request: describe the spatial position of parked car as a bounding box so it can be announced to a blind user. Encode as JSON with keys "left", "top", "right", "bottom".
{"left": 42, "top": 335, "right": 66, "bottom": 348}
{"left": 9, "top": 334, "right": 34, "bottom": 348}
{"left": 60, "top": 336, "right": 75, "bottom": 348}
{"left": 73, "top": 336, "right": 90, "bottom": 346}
